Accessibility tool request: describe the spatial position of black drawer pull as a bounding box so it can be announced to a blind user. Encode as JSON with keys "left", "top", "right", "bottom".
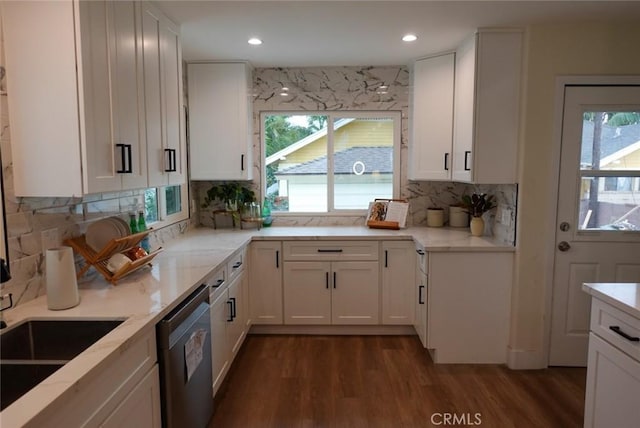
{"left": 384, "top": 250, "right": 388, "bottom": 268}
{"left": 444, "top": 153, "right": 449, "bottom": 171}
{"left": 418, "top": 285, "right": 425, "bottom": 305}
{"left": 416, "top": 249, "right": 425, "bottom": 255}
{"left": 317, "top": 249, "right": 343, "bottom": 253}
{"left": 609, "top": 325, "right": 639, "bottom": 342}
{"left": 325, "top": 272, "right": 329, "bottom": 289}
{"left": 333, "top": 271, "right": 337, "bottom": 289}
{"left": 227, "top": 300, "right": 234, "bottom": 322}
{"left": 276, "top": 250, "right": 279, "bottom": 268}
{"left": 232, "top": 261, "right": 242, "bottom": 269}
{"left": 464, "top": 150, "right": 471, "bottom": 171}
{"left": 241, "top": 154, "right": 245, "bottom": 171}
{"left": 213, "top": 279, "right": 224, "bottom": 288}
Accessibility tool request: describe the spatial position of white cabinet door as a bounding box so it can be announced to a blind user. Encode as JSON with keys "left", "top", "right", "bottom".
{"left": 381, "top": 241, "right": 416, "bottom": 324}
{"left": 211, "top": 290, "right": 230, "bottom": 395}
{"left": 141, "top": 2, "right": 186, "bottom": 187}
{"left": 428, "top": 252, "right": 513, "bottom": 363}
{"left": 249, "top": 241, "right": 283, "bottom": 324}
{"left": 3, "top": 1, "right": 147, "bottom": 196}
{"left": 227, "top": 273, "right": 247, "bottom": 357}
{"left": 80, "top": 0, "right": 147, "bottom": 193}
{"left": 283, "top": 261, "right": 332, "bottom": 325}
{"left": 409, "top": 53, "right": 455, "bottom": 181}
{"left": 332, "top": 261, "right": 379, "bottom": 325}
{"left": 452, "top": 30, "right": 522, "bottom": 184}
{"left": 188, "top": 62, "right": 253, "bottom": 180}
{"left": 584, "top": 333, "right": 640, "bottom": 428}
{"left": 100, "top": 365, "right": 162, "bottom": 428}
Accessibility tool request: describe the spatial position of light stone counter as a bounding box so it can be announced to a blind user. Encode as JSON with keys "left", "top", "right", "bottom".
{"left": 0, "top": 225, "right": 512, "bottom": 427}
{"left": 582, "top": 283, "right": 640, "bottom": 320}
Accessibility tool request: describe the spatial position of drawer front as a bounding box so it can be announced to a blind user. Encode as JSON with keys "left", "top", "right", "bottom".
{"left": 591, "top": 299, "right": 640, "bottom": 360}
{"left": 227, "top": 246, "right": 247, "bottom": 281}
{"left": 415, "top": 243, "right": 427, "bottom": 274}
{"left": 207, "top": 266, "right": 228, "bottom": 302}
{"left": 283, "top": 241, "right": 379, "bottom": 261}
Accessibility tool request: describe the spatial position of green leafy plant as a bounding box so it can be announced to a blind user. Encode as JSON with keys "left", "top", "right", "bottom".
{"left": 202, "top": 182, "right": 256, "bottom": 212}
{"left": 461, "top": 193, "right": 496, "bottom": 218}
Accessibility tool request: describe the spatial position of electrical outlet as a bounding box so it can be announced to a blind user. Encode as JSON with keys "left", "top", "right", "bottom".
{"left": 41, "top": 228, "right": 60, "bottom": 253}
{"left": 501, "top": 208, "right": 512, "bottom": 226}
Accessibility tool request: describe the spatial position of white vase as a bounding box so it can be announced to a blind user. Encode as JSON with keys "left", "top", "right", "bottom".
{"left": 470, "top": 217, "right": 484, "bottom": 237}
{"left": 46, "top": 246, "right": 80, "bottom": 310}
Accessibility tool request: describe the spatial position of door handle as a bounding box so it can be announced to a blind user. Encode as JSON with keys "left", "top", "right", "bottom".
{"left": 325, "top": 272, "right": 329, "bottom": 289}
{"left": 333, "top": 271, "right": 336, "bottom": 289}
{"left": 229, "top": 297, "right": 236, "bottom": 320}
{"left": 557, "top": 241, "right": 571, "bottom": 252}
{"left": 464, "top": 151, "right": 471, "bottom": 171}
{"left": 444, "top": 153, "right": 449, "bottom": 171}
{"left": 227, "top": 300, "right": 234, "bottom": 322}
{"left": 418, "top": 285, "right": 425, "bottom": 305}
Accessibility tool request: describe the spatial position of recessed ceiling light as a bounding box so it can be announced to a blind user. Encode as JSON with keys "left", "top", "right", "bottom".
{"left": 402, "top": 34, "right": 418, "bottom": 42}
{"left": 248, "top": 38, "right": 262, "bottom": 45}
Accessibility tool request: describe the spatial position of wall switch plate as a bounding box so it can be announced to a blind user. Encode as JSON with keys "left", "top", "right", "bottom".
{"left": 501, "top": 208, "right": 512, "bottom": 226}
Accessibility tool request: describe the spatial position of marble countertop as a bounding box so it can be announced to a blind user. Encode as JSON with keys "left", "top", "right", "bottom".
{"left": 0, "top": 225, "right": 513, "bottom": 426}
{"left": 582, "top": 282, "right": 640, "bottom": 320}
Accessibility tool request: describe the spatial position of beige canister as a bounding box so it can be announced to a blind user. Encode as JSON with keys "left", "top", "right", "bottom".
{"left": 426, "top": 208, "right": 444, "bottom": 227}
{"left": 45, "top": 247, "right": 80, "bottom": 310}
{"left": 449, "top": 206, "right": 469, "bottom": 227}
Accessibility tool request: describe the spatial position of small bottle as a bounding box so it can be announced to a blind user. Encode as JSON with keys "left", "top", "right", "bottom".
{"left": 262, "top": 198, "right": 272, "bottom": 227}
{"left": 138, "top": 210, "right": 151, "bottom": 252}
{"left": 129, "top": 213, "right": 139, "bottom": 235}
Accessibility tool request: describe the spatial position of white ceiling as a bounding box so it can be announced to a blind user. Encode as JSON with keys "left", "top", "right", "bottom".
{"left": 155, "top": 1, "right": 640, "bottom": 67}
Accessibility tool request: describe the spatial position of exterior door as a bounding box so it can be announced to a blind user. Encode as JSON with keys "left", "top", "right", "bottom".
{"left": 549, "top": 85, "right": 640, "bottom": 366}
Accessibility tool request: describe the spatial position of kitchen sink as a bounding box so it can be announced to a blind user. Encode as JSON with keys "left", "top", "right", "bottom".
{"left": 0, "top": 319, "right": 124, "bottom": 410}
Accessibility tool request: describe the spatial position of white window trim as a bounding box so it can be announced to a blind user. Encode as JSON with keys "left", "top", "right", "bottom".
{"left": 261, "top": 110, "right": 401, "bottom": 215}
{"left": 148, "top": 183, "right": 189, "bottom": 229}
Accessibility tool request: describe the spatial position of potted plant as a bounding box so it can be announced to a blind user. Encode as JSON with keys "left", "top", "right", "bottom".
{"left": 202, "top": 182, "right": 256, "bottom": 225}
{"left": 461, "top": 193, "right": 496, "bottom": 236}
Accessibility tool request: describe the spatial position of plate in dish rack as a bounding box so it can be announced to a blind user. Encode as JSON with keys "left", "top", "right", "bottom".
{"left": 86, "top": 217, "right": 129, "bottom": 252}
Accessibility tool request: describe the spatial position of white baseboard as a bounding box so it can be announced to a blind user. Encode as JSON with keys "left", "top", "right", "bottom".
{"left": 249, "top": 324, "right": 417, "bottom": 336}
{"left": 507, "top": 347, "right": 547, "bottom": 369}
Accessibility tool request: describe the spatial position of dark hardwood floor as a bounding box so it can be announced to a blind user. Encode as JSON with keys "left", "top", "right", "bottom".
{"left": 209, "top": 335, "right": 586, "bottom": 428}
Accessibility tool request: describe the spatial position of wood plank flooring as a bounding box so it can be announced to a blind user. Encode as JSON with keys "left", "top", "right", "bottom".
{"left": 209, "top": 335, "right": 586, "bottom": 428}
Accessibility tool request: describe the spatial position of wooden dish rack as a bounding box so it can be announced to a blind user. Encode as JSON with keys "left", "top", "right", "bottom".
{"left": 64, "top": 230, "right": 163, "bottom": 285}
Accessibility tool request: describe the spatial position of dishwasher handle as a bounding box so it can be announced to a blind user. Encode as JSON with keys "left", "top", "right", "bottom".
{"left": 159, "top": 284, "right": 209, "bottom": 334}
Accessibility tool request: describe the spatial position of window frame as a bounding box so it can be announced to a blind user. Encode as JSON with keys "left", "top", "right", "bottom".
{"left": 148, "top": 183, "right": 189, "bottom": 228}
{"left": 260, "top": 110, "right": 401, "bottom": 216}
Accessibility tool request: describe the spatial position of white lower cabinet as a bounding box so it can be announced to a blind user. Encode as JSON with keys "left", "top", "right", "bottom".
{"left": 210, "top": 248, "right": 249, "bottom": 396}
{"left": 427, "top": 251, "right": 513, "bottom": 363}
{"left": 584, "top": 298, "right": 640, "bottom": 428}
{"left": 32, "top": 330, "right": 160, "bottom": 428}
{"left": 381, "top": 241, "right": 416, "bottom": 324}
{"left": 101, "top": 365, "right": 162, "bottom": 428}
{"left": 249, "top": 241, "right": 283, "bottom": 324}
{"left": 283, "top": 261, "right": 379, "bottom": 325}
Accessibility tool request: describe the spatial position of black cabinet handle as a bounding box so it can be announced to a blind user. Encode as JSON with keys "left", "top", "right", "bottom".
{"left": 609, "top": 325, "right": 640, "bottom": 342}
{"left": 416, "top": 249, "right": 425, "bottom": 255}
{"left": 444, "top": 153, "right": 449, "bottom": 171}
{"left": 325, "top": 272, "right": 329, "bottom": 289}
{"left": 232, "top": 261, "right": 242, "bottom": 269}
{"left": 333, "top": 272, "right": 336, "bottom": 289}
{"left": 276, "top": 250, "right": 279, "bottom": 268}
{"left": 418, "top": 285, "right": 425, "bottom": 305}
{"left": 384, "top": 250, "right": 388, "bottom": 268}
{"left": 116, "top": 144, "right": 132, "bottom": 173}
{"left": 230, "top": 297, "right": 236, "bottom": 319}
{"left": 464, "top": 150, "right": 471, "bottom": 171}
{"left": 213, "top": 279, "right": 224, "bottom": 288}
{"left": 241, "top": 154, "right": 245, "bottom": 171}
{"left": 317, "top": 249, "right": 343, "bottom": 253}
{"left": 227, "top": 300, "right": 234, "bottom": 322}
{"left": 164, "top": 149, "right": 177, "bottom": 172}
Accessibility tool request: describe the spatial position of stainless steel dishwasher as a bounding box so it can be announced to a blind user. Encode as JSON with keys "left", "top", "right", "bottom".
{"left": 157, "top": 284, "right": 213, "bottom": 428}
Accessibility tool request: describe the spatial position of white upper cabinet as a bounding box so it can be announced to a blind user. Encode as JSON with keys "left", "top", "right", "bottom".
{"left": 452, "top": 29, "right": 523, "bottom": 184}
{"left": 141, "top": 2, "right": 186, "bottom": 187}
{"left": 3, "top": 1, "right": 148, "bottom": 196}
{"left": 187, "top": 62, "right": 253, "bottom": 181}
{"left": 409, "top": 52, "right": 455, "bottom": 181}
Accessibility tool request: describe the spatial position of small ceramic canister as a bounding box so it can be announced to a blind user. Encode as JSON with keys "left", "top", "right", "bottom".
{"left": 426, "top": 208, "right": 444, "bottom": 227}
